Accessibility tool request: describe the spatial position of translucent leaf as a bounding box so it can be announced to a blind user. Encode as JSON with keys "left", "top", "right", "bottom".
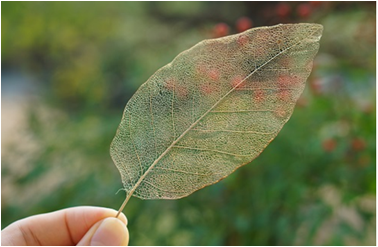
{"left": 110, "top": 23, "right": 323, "bottom": 213}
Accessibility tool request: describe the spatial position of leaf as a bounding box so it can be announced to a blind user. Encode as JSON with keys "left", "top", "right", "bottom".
{"left": 111, "top": 23, "right": 323, "bottom": 214}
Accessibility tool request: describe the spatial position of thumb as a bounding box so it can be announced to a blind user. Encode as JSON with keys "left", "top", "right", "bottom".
{"left": 77, "top": 217, "right": 129, "bottom": 246}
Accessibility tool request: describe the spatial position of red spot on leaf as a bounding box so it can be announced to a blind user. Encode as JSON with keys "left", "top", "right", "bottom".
{"left": 237, "top": 34, "right": 250, "bottom": 47}
{"left": 164, "top": 78, "right": 188, "bottom": 98}
{"left": 278, "top": 89, "right": 291, "bottom": 101}
{"left": 254, "top": 90, "right": 265, "bottom": 103}
{"left": 278, "top": 75, "right": 301, "bottom": 88}
{"left": 208, "top": 68, "right": 220, "bottom": 81}
{"left": 164, "top": 78, "right": 176, "bottom": 91}
{"left": 196, "top": 64, "right": 220, "bottom": 81}
{"left": 278, "top": 75, "right": 289, "bottom": 88}
{"left": 277, "top": 74, "right": 303, "bottom": 101}
{"left": 200, "top": 82, "right": 218, "bottom": 95}
{"left": 231, "top": 75, "right": 245, "bottom": 90}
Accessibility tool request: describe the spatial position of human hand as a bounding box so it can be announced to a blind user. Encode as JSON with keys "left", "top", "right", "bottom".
{"left": 1, "top": 206, "right": 129, "bottom": 246}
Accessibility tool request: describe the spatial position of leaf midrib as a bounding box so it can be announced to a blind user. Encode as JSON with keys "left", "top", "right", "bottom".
{"left": 122, "top": 29, "right": 316, "bottom": 205}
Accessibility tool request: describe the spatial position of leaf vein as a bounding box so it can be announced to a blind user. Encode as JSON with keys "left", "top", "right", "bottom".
{"left": 154, "top": 167, "right": 222, "bottom": 176}
{"left": 191, "top": 129, "right": 276, "bottom": 135}
{"left": 173, "top": 145, "right": 252, "bottom": 157}
{"left": 211, "top": 109, "right": 279, "bottom": 113}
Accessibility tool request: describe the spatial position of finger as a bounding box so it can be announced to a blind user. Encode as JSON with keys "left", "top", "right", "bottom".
{"left": 1, "top": 206, "right": 127, "bottom": 246}
{"left": 77, "top": 217, "right": 129, "bottom": 246}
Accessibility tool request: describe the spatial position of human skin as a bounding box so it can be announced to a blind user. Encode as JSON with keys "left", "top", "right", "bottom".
{"left": 1, "top": 206, "right": 129, "bottom": 246}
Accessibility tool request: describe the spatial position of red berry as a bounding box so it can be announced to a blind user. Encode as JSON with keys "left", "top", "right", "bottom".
{"left": 297, "top": 3, "right": 312, "bottom": 18}
{"left": 236, "top": 17, "right": 253, "bottom": 33}
{"left": 213, "top": 23, "right": 229, "bottom": 38}
{"left": 276, "top": 3, "right": 291, "bottom": 18}
{"left": 322, "top": 139, "right": 337, "bottom": 152}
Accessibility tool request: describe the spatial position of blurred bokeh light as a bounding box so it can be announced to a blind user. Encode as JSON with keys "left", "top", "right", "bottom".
{"left": 2, "top": 1, "right": 375, "bottom": 245}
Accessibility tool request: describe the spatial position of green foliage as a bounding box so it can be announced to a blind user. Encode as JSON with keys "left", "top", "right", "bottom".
{"left": 2, "top": 2, "right": 375, "bottom": 245}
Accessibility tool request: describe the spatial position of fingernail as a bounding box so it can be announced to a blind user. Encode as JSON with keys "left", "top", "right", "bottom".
{"left": 90, "top": 218, "right": 128, "bottom": 246}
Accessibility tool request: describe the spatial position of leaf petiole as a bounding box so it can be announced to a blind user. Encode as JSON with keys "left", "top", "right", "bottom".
{"left": 115, "top": 193, "right": 132, "bottom": 218}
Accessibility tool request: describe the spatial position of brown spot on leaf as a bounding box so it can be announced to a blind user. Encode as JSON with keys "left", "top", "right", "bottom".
{"left": 237, "top": 34, "right": 250, "bottom": 47}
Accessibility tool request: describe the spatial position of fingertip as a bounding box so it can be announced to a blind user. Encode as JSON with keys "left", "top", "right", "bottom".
{"left": 117, "top": 212, "right": 128, "bottom": 226}
{"left": 88, "top": 218, "right": 128, "bottom": 246}
{"left": 77, "top": 217, "right": 129, "bottom": 246}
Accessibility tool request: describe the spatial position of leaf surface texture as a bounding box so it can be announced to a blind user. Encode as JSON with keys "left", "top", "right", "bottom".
{"left": 111, "top": 23, "right": 323, "bottom": 201}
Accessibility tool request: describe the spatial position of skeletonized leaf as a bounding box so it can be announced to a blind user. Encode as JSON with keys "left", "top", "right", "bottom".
{"left": 111, "top": 23, "right": 323, "bottom": 211}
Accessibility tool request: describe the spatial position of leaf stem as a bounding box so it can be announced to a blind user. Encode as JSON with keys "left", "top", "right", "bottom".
{"left": 115, "top": 193, "right": 132, "bottom": 218}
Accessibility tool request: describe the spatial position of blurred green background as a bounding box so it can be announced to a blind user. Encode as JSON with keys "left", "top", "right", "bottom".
{"left": 2, "top": 1, "right": 376, "bottom": 245}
